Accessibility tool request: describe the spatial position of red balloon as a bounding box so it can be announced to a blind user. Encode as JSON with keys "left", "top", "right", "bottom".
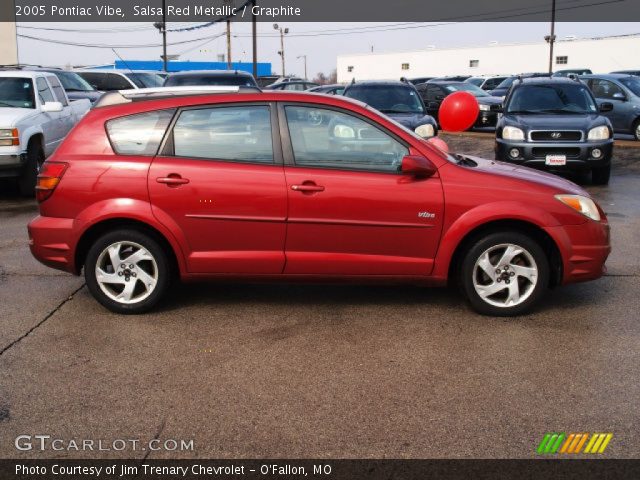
{"left": 427, "top": 136, "right": 450, "bottom": 153}
{"left": 438, "top": 91, "right": 479, "bottom": 132}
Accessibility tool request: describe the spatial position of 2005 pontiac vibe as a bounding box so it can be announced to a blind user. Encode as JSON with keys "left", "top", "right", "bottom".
{"left": 28, "top": 86, "right": 610, "bottom": 316}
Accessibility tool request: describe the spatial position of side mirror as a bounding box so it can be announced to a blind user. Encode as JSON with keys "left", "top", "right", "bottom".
{"left": 599, "top": 102, "right": 614, "bottom": 112}
{"left": 612, "top": 92, "right": 626, "bottom": 101}
{"left": 401, "top": 155, "right": 437, "bottom": 178}
{"left": 42, "top": 101, "right": 63, "bottom": 113}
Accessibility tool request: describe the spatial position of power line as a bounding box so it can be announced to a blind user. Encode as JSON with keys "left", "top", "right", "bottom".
{"left": 16, "top": 32, "right": 227, "bottom": 49}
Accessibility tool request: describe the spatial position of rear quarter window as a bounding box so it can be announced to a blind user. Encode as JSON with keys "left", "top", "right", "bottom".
{"left": 106, "top": 109, "right": 175, "bottom": 156}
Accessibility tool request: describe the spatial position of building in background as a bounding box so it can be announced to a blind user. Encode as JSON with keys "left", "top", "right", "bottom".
{"left": 0, "top": 22, "right": 18, "bottom": 65}
{"left": 337, "top": 33, "right": 640, "bottom": 82}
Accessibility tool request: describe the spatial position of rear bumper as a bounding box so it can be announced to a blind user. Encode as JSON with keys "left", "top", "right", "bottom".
{"left": 545, "top": 220, "right": 611, "bottom": 285}
{"left": 28, "top": 215, "right": 77, "bottom": 274}
{"left": 495, "top": 139, "right": 613, "bottom": 170}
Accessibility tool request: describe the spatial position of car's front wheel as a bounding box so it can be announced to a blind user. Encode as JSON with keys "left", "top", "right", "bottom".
{"left": 460, "top": 231, "right": 550, "bottom": 316}
{"left": 84, "top": 229, "right": 170, "bottom": 314}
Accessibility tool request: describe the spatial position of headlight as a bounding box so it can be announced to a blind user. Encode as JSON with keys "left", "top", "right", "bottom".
{"left": 0, "top": 128, "right": 19, "bottom": 146}
{"left": 502, "top": 126, "right": 525, "bottom": 141}
{"left": 479, "top": 104, "right": 490, "bottom": 112}
{"left": 415, "top": 124, "right": 435, "bottom": 138}
{"left": 555, "top": 194, "right": 601, "bottom": 221}
{"left": 587, "top": 125, "right": 610, "bottom": 141}
{"left": 333, "top": 124, "right": 355, "bottom": 139}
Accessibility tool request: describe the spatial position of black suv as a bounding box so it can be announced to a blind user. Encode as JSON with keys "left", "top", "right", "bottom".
{"left": 495, "top": 77, "right": 614, "bottom": 184}
{"left": 343, "top": 80, "right": 437, "bottom": 138}
{"left": 164, "top": 70, "right": 258, "bottom": 88}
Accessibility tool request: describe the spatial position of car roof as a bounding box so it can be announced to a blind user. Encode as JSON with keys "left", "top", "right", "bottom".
{"left": 0, "top": 70, "right": 56, "bottom": 79}
{"left": 580, "top": 73, "right": 634, "bottom": 80}
{"left": 93, "top": 88, "right": 368, "bottom": 111}
{"left": 166, "top": 70, "right": 253, "bottom": 77}
{"left": 75, "top": 69, "right": 157, "bottom": 75}
{"left": 513, "top": 76, "right": 581, "bottom": 86}
{"left": 347, "top": 80, "right": 414, "bottom": 87}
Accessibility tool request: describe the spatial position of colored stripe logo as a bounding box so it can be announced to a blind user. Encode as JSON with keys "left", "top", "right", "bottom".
{"left": 537, "top": 433, "right": 613, "bottom": 454}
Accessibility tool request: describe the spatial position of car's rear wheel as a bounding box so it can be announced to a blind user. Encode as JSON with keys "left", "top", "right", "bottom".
{"left": 84, "top": 229, "right": 170, "bottom": 314}
{"left": 592, "top": 164, "right": 611, "bottom": 185}
{"left": 18, "top": 140, "right": 44, "bottom": 197}
{"left": 460, "top": 231, "right": 549, "bottom": 316}
{"left": 633, "top": 119, "right": 640, "bottom": 141}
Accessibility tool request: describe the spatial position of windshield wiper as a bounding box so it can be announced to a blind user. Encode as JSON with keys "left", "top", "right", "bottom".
{"left": 0, "top": 101, "right": 19, "bottom": 107}
{"left": 506, "top": 110, "right": 544, "bottom": 114}
{"left": 453, "top": 154, "right": 478, "bottom": 167}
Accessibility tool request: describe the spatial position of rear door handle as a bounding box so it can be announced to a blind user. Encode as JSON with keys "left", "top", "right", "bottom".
{"left": 291, "top": 184, "right": 325, "bottom": 193}
{"left": 156, "top": 175, "right": 190, "bottom": 186}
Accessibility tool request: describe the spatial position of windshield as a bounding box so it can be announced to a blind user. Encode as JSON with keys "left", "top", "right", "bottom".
{"left": 164, "top": 75, "right": 257, "bottom": 87}
{"left": 620, "top": 77, "right": 640, "bottom": 96}
{"left": 442, "top": 82, "right": 489, "bottom": 97}
{"left": 466, "top": 78, "right": 484, "bottom": 87}
{"left": 124, "top": 72, "right": 164, "bottom": 88}
{"left": 0, "top": 78, "right": 35, "bottom": 109}
{"left": 52, "top": 71, "right": 94, "bottom": 92}
{"left": 506, "top": 84, "right": 597, "bottom": 114}
{"left": 495, "top": 77, "right": 515, "bottom": 89}
{"left": 346, "top": 85, "right": 425, "bottom": 114}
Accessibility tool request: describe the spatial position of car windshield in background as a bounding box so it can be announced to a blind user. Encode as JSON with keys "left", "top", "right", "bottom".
{"left": 495, "top": 77, "right": 515, "bottom": 89}
{"left": 506, "top": 84, "right": 597, "bottom": 114}
{"left": 346, "top": 86, "right": 424, "bottom": 114}
{"left": 53, "top": 71, "right": 95, "bottom": 92}
{"left": 0, "top": 78, "right": 35, "bottom": 109}
{"left": 124, "top": 72, "right": 164, "bottom": 88}
{"left": 165, "top": 75, "right": 257, "bottom": 87}
{"left": 442, "top": 83, "right": 490, "bottom": 97}
{"left": 619, "top": 77, "right": 640, "bottom": 96}
{"left": 466, "top": 78, "right": 484, "bottom": 87}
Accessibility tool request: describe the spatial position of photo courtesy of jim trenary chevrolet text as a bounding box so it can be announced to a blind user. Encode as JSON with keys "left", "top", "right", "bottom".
{"left": 1, "top": 0, "right": 640, "bottom": 478}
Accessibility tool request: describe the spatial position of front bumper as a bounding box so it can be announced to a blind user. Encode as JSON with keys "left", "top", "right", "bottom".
{"left": 474, "top": 110, "right": 498, "bottom": 128}
{"left": 495, "top": 138, "right": 613, "bottom": 170}
{"left": 0, "top": 153, "right": 26, "bottom": 178}
{"left": 545, "top": 220, "right": 611, "bottom": 285}
{"left": 28, "top": 215, "right": 77, "bottom": 274}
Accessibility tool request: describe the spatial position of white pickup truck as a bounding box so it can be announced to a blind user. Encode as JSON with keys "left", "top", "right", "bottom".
{"left": 0, "top": 71, "right": 91, "bottom": 195}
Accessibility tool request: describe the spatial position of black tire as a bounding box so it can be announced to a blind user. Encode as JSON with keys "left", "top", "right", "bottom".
{"left": 18, "top": 140, "right": 44, "bottom": 197}
{"left": 592, "top": 164, "right": 611, "bottom": 185}
{"left": 84, "top": 229, "right": 170, "bottom": 314}
{"left": 633, "top": 118, "right": 640, "bottom": 141}
{"left": 459, "top": 231, "right": 550, "bottom": 317}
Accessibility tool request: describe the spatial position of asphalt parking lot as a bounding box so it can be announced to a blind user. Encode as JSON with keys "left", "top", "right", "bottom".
{"left": 0, "top": 133, "right": 638, "bottom": 460}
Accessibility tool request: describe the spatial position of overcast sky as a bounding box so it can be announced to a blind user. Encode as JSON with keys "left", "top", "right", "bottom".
{"left": 15, "top": 22, "right": 640, "bottom": 78}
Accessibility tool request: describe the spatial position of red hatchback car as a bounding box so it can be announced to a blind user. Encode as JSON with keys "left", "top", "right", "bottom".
{"left": 28, "top": 87, "right": 610, "bottom": 316}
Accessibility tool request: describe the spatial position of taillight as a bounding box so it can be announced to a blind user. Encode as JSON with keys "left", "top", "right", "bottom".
{"left": 36, "top": 162, "right": 67, "bottom": 203}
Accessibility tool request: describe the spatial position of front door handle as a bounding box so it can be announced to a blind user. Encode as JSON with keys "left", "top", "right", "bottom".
{"left": 156, "top": 174, "right": 190, "bottom": 186}
{"left": 291, "top": 183, "right": 325, "bottom": 193}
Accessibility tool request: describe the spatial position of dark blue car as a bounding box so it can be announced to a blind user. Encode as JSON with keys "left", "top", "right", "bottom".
{"left": 342, "top": 80, "right": 437, "bottom": 138}
{"left": 495, "top": 77, "right": 614, "bottom": 184}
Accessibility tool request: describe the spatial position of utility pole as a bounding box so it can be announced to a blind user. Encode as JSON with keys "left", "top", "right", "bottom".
{"left": 226, "top": 19, "right": 232, "bottom": 69}
{"left": 153, "top": 0, "right": 168, "bottom": 72}
{"left": 546, "top": 0, "right": 557, "bottom": 74}
{"left": 252, "top": 0, "right": 257, "bottom": 77}
{"left": 273, "top": 24, "right": 289, "bottom": 77}
{"left": 297, "top": 55, "right": 307, "bottom": 80}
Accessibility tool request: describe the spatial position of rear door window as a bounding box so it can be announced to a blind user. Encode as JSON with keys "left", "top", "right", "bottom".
{"left": 47, "top": 76, "right": 68, "bottom": 106}
{"left": 36, "top": 77, "right": 55, "bottom": 104}
{"left": 106, "top": 109, "right": 176, "bottom": 155}
{"left": 170, "top": 105, "right": 274, "bottom": 164}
